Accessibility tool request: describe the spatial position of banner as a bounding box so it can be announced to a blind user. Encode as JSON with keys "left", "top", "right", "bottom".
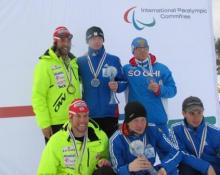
{"left": 0, "top": 0, "right": 218, "bottom": 174}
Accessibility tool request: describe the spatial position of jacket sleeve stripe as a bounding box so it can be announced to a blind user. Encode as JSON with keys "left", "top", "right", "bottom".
{"left": 164, "top": 151, "right": 180, "bottom": 164}
{"left": 109, "top": 131, "right": 120, "bottom": 172}
{"left": 169, "top": 128, "right": 179, "bottom": 150}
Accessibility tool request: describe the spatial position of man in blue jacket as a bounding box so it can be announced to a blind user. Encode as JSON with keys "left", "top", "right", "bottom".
{"left": 77, "top": 26, "right": 124, "bottom": 137}
{"left": 110, "top": 37, "right": 176, "bottom": 135}
{"left": 109, "top": 101, "right": 182, "bottom": 175}
{"left": 170, "top": 96, "right": 219, "bottom": 175}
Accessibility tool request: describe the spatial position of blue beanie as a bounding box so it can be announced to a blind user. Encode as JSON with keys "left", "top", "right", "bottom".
{"left": 131, "top": 37, "right": 149, "bottom": 54}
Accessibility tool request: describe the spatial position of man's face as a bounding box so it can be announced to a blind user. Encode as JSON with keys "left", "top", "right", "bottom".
{"left": 183, "top": 109, "right": 204, "bottom": 127}
{"left": 70, "top": 112, "right": 89, "bottom": 135}
{"left": 88, "top": 36, "right": 104, "bottom": 50}
{"left": 56, "top": 37, "right": 71, "bottom": 56}
{"left": 128, "top": 117, "right": 147, "bottom": 135}
{"left": 133, "top": 47, "right": 149, "bottom": 61}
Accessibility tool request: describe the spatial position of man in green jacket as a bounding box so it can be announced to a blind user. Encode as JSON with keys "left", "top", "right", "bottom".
{"left": 37, "top": 99, "right": 115, "bottom": 175}
{"left": 32, "top": 26, "right": 81, "bottom": 143}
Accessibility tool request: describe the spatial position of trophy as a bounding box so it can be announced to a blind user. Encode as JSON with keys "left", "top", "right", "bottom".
{"left": 129, "top": 140, "right": 158, "bottom": 175}
{"left": 129, "top": 140, "right": 145, "bottom": 156}
{"left": 144, "top": 144, "right": 156, "bottom": 159}
{"left": 107, "top": 66, "right": 119, "bottom": 104}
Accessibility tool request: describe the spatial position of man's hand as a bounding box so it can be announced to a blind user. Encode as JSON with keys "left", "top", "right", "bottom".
{"left": 97, "top": 159, "right": 111, "bottom": 167}
{"left": 148, "top": 80, "right": 160, "bottom": 93}
{"left": 158, "top": 168, "right": 167, "bottom": 175}
{"left": 108, "top": 81, "right": 118, "bottom": 92}
{"left": 128, "top": 156, "right": 152, "bottom": 172}
{"left": 208, "top": 165, "right": 216, "bottom": 175}
{"left": 42, "top": 126, "right": 53, "bottom": 139}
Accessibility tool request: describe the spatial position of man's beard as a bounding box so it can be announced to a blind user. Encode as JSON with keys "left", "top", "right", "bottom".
{"left": 57, "top": 46, "right": 70, "bottom": 57}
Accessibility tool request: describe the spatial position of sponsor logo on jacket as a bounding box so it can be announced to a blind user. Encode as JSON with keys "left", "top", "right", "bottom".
{"left": 51, "top": 65, "right": 62, "bottom": 70}
{"left": 53, "top": 93, "right": 66, "bottom": 112}
{"left": 128, "top": 70, "right": 160, "bottom": 77}
{"left": 63, "top": 146, "right": 75, "bottom": 152}
{"left": 64, "top": 154, "right": 76, "bottom": 167}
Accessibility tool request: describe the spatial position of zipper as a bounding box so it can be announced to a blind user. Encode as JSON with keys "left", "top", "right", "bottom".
{"left": 87, "top": 148, "right": 90, "bottom": 167}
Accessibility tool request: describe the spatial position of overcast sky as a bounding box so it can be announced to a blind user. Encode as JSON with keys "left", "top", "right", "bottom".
{"left": 213, "top": 0, "right": 220, "bottom": 38}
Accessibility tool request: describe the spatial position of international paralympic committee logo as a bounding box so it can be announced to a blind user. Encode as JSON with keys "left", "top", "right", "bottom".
{"left": 124, "top": 6, "right": 156, "bottom": 30}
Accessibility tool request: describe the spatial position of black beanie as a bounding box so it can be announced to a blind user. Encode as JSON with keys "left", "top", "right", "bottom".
{"left": 86, "top": 26, "right": 104, "bottom": 43}
{"left": 124, "top": 101, "right": 147, "bottom": 123}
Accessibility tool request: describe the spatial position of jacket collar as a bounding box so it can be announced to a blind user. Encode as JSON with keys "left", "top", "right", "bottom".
{"left": 64, "top": 122, "right": 99, "bottom": 142}
{"left": 129, "top": 53, "right": 156, "bottom": 67}
{"left": 184, "top": 118, "right": 205, "bottom": 132}
{"left": 88, "top": 46, "right": 105, "bottom": 58}
{"left": 126, "top": 130, "right": 146, "bottom": 142}
{"left": 39, "top": 46, "right": 75, "bottom": 60}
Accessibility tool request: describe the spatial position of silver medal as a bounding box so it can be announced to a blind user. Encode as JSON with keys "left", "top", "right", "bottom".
{"left": 91, "top": 78, "right": 100, "bottom": 87}
{"left": 87, "top": 52, "right": 106, "bottom": 88}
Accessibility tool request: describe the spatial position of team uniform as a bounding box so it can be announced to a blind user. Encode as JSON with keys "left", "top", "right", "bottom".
{"left": 37, "top": 121, "right": 108, "bottom": 175}
{"left": 121, "top": 55, "right": 176, "bottom": 133}
{"left": 32, "top": 47, "right": 81, "bottom": 129}
{"left": 170, "top": 119, "right": 220, "bottom": 174}
{"left": 77, "top": 46, "right": 124, "bottom": 137}
{"left": 110, "top": 124, "right": 182, "bottom": 175}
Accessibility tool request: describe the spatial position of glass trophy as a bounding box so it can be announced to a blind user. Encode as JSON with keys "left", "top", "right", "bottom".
{"left": 107, "top": 66, "right": 119, "bottom": 104}
{"left": 129, "top": 140, "right": 158, "bottom": 175}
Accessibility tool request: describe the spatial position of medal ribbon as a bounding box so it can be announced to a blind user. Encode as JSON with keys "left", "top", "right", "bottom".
{"left": 183, "top": 123, "right": 207, "bottom": 158}
{"left": 62, "top": 58, "right": 74, "bottom": 87}
{"left": 136, "top": 56, "right": 154, "bottom": 77}
{"left": 68, "top": 128, "right": 87, "bottom": 170}
{"left": 147, "top": 56, "right": 153, "bottom": 76}
{"left": 87, "top": 52, "right": 107, "bottom": 79}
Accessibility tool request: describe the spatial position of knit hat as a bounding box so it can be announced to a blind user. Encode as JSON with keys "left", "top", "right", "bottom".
{"left": 69, "top": 99, "right": 89, "bottom": 116}
{"left": 182, "top": 96, "right": 204, "bottom": 112}
{"left": 53, "top": 26, "right": 73, "bottom": 44}
{"left": 122, "top": 101, "right": 147, "bottom": 136}
{"left": 131, "top": 37, "right": 149, "bottom": 54}
{"left": 124, "top": 101, "right": 147, "bottom": 123}
{"left": 86, "top": 26, "right": 104, "bottom": 43}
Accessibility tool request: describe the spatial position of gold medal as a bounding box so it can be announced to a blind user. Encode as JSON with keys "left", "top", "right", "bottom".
{"left": 67, "top": 84, "right": 75, "bottom": 94}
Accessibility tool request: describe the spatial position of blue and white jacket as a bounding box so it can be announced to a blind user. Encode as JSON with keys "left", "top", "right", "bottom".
{"left": 170, "top": 119, "right": 220, "bottom": 174}
{"left": 109, "top": 124, "right": 182, "bottom": 175}
{"left": 77, "top": 46, "right": 124, "bottom": 118}
{"left": 120, "top": 55, "right": 176, "bottom": 125}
